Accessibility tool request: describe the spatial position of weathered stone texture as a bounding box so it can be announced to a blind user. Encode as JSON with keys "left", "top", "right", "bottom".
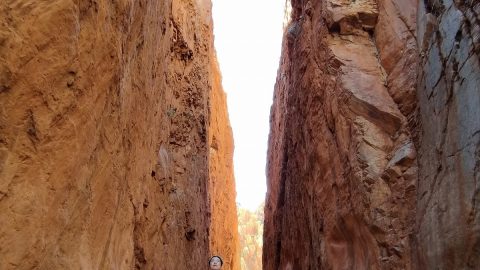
{"left": 415, "top": 0, "right": 480, "bottom": 268}
{"left": 264, "top": 0, "right": 418, "bottom": 269}
{"left": 265, "top": 0, "right": 480, "bottom": 269}
{"left": 208, "top": 55, "right": 240, "bottom": 270}
{"left": 0, "top": 0, "right": 238, "bottom": 269}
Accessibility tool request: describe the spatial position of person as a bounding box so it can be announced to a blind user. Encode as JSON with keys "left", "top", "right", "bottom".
{"left": 208, "top": 255, "right": 223, "bottom": 270}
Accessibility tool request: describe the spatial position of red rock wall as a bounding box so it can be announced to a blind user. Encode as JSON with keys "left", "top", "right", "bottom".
{"left": 415, "top": 0, "right": 480, "bottom": 268}
{"left": 265, "top": 0, "right": 480, "bottom": 269}
{"left": 264, "top": 0, "right": 418, "bottom": 269}
{"left": 208, "top": 55, "right": 240, "bottom": 270}
{"left": 0, "top": 0, "right": 238, "bottom": 269}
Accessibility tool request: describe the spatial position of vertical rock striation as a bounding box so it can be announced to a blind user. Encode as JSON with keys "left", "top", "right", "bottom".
{"left": 0, "top": 0, "right": 238, "bottom": 269}
{"left": 415, "top": 0, "right": 480, "bottom": 268}
{"left": 209, "top": 54, "right": 240, "bottom": 270}
{"left": 265, "top": 0, "right": 480, "bottom": 269}
{"left": 265, "top": 0, "right": 418, "bottom": 269}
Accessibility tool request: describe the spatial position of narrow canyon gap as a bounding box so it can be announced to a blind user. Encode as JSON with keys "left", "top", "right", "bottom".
{"left": 0, "top": 1, "right": 239, "bottom": 269}
{"left": 264, "top": 0, "right": 479, "bottom": 269}
{"left": 1, "top": 0, "right": 479, "bottom": 270}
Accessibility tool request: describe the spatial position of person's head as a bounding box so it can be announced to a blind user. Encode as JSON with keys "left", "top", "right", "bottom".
{"left": 209, "top": 255, "right": 223, "bottom": 269}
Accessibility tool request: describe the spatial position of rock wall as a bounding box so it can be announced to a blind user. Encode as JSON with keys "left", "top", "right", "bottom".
{"left": 0, "top": 0, "right": 238, "bottom": 269}
{"left": 208, "top": 55, "right": 240, "bottom": 270}
{"left": 415, "top": 0, "right": 480, "bottom": 268}
{"left": 264, "top": 0, "right": 419, "bottom": 269}
{"left": 265, "top": 0, "right": 480, "bottom": 269}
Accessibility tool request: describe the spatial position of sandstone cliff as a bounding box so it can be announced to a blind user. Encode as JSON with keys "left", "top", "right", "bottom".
{"left": 265, "top": 0, "right": 479, "bottom": 269}
{"left": 0, "top": 0, "right": 238, "bottom": 269}
{"left": 209, "top": 55, "right": 240, "bottom": 270}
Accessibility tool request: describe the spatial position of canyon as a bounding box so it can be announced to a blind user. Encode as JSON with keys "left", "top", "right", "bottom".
{"left": 265, "top": 0, "right": 479, "bottom": 269}
{"left": 0, "top": 0, "right": 479, "bottom": 269}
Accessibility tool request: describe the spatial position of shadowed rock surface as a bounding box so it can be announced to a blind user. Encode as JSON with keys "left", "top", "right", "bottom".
{"left": 264, "top": 0, "right": 479, "bottom": 269}
{"left": 0, "top": 0, "right": 238, "bottom": 269}
{"left": 415, "top": 0, "right": 480, "bottom": 268}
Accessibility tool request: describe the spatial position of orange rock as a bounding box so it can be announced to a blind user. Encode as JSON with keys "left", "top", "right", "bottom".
{"left": 208, "top": 54, "right": 240, "bottom": 270}
{"left": 0, "top": 1, "right": 238, "bottom": 269}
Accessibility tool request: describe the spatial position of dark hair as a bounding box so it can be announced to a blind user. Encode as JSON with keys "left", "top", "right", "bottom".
{"left": 208, "top": 255, "right": 223, "bottom": 266}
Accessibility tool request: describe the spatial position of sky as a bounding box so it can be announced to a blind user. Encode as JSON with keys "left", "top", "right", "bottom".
{"left": 211, "top": 0, "right": 286, "bottom": 210}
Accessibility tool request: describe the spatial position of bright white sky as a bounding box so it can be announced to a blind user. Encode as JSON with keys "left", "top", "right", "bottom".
{"left": 211, "top": 0, "right": 286, "bottom": 210}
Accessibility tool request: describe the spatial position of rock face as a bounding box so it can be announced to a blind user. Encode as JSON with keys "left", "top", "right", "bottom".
{"left": 0, "top": 0, "right": 238, "bottom": 269}
{"left": 265, "top": 0, "right": 479, "bottom": 269}
{"left": 265, "top": 1, "right": 418, "bottom": 268}
{"left": 209, "top": 55, "right": 240, "bottom": 270}
{"left": 415, "top": 0, "right": 480, "bottom": 268}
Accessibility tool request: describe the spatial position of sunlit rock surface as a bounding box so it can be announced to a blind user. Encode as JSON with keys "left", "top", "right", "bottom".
{"left": 209, "top": 55, "right": 240, "bottom": 270}
{"left": 0, "top": 1, "right": 238, "bottom": 269}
